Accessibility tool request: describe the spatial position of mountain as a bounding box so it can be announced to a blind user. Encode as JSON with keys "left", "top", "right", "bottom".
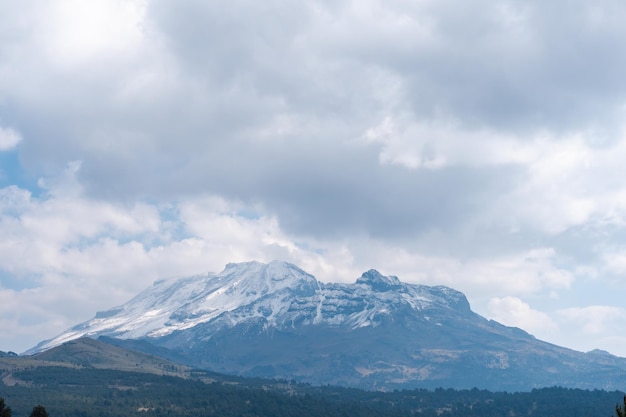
{"left": 27, "top": 261, "right": 626, "bottom": 391}
{"left": 31, "top": 337, "right": 191, "bottom": 376}
{"left": 0, "top": 337, "right": 200, "bottom": 390}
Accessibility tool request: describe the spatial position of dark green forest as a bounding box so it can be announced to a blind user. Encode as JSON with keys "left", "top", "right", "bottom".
{"left": 1, "top": 366, "right": 624, "bottom": 417}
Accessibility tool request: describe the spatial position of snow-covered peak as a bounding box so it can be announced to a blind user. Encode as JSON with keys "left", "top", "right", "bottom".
{"left": 356, "top": 269, "right": 402, "bottom": 291}
{"left": 216, "top": 260, "right": 319, "bottom": 299}
{"left": 27, "top": 261, "right": 474, "bottom": 354}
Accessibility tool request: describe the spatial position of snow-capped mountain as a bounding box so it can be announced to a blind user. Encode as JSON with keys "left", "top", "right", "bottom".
{"left": 33, "top": 261, "right": 320, "bottom": 349}
{"left": 31, "top": 261, "right": 471, "bottom": 352}
{"left": 28, "top": 261, "right": 626, "bottom": 391}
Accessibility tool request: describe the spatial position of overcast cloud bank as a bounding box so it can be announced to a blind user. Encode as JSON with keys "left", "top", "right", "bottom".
{"left": 1, "top": 0, "right": 626, "bottom": 355}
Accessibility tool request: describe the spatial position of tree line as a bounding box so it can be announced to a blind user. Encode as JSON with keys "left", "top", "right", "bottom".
{"left": 2, "top": 366, "right": 626, "bottom": 417}
{"left": 616, "top": 396, "right": 626, "bottom": 417}
{"left": 1, "top": 398, "right": 47, "bottom": 417}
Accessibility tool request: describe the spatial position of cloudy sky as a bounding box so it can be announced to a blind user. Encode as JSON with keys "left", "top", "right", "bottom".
{"left": 2, "top": 0, "right": 626, "bottom": 356}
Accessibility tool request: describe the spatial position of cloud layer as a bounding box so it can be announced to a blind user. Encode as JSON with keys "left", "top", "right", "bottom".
{"left": 1, "top": 0, "right": 626, "bottom": 355}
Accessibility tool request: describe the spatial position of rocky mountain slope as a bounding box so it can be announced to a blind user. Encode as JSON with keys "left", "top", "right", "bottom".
{"left": 27, "top": 261, "right": 626, "bottom": 391}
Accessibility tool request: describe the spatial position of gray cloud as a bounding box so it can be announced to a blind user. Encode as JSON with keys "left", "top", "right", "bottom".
{"left": 6, "top": 0, "right": 626, "bottom": 250}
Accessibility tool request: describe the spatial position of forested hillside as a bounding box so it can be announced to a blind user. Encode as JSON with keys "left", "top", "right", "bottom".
{"left": 1, "top": 366, "right": 624, "bottom": 417}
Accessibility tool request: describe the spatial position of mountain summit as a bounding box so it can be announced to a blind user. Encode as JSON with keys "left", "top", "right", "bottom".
{"left": 27, "top": 261, "right": 626, "bottom": 391}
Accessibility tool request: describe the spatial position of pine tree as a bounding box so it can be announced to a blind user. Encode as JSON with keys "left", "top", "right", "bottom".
{"left": 29, "top": 405, "right": 48, "bottom": 417}
{"left": 0, "top": 398, "right": 11, "bottom": 417}
{"left": 616, "top": 395, "right": 626, "bottom": 417}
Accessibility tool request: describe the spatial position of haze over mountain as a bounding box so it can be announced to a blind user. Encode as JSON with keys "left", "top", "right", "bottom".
{"left": 28, "top": 261, "right": 626, "bottom": 391}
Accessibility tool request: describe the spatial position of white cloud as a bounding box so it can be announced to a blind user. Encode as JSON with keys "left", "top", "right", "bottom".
{"left": 360, "top": 114, "right": 626, "bottom": 243}
{"left": 363, "top": 115, "right": 626, "bottom": 236}
{"left": 602, "top": 251, "right": 626, "bottom": 277}
{"left": 487, "top": 296, "right": 556, "bottom": 335}
{"left": 0, "top": 164, "right": 161, "bottom": 277}
{"left": 346, "top": 243, "right": 574, "bottom": 297}
{"left": 42, "top": 0, "right": 147, "bottom": 68}
{"left": 363, "top": 116, "right": 536, "bottom": 169}
{"left": 478, "top": 132, "right": 626, "bottom": 236}
{"left": 558, "top": 305, "right": 626, "bottom": 335}
{"left": 0, "top": 126, "right": 21, "bottom": 151}
{"left": 550, "top": 305, "right": 626, "bottom": 355}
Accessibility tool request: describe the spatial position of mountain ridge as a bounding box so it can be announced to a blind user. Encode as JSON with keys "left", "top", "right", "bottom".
{"left": 28, "top": 260, "right": 474, "bottom": 353}
{"left": 26, "top": 260, "right": 626, "bottom": 391}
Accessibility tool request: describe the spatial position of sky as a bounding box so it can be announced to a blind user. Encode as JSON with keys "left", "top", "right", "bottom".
{"left": 1, "top": 0, "right": 626, "bottom": 357}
